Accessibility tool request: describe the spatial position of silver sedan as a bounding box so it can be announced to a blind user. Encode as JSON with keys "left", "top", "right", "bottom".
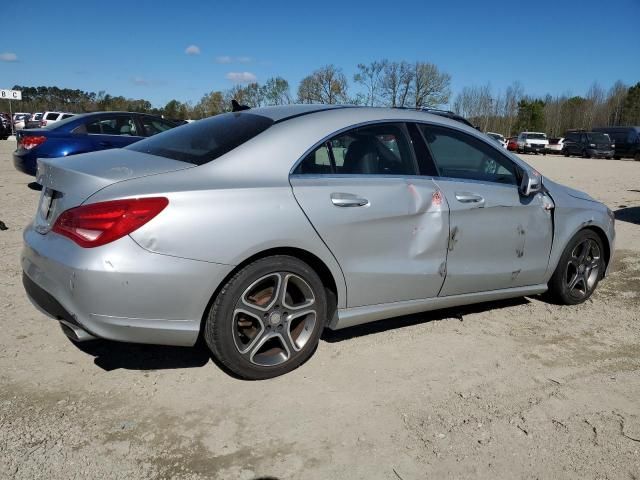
{"left": 22, "top": 105, "right": 615, "bottom": 379}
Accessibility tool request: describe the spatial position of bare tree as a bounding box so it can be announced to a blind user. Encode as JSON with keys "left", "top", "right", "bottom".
{"left": 297, "top": 65, "right": 348, "bottom": 104}
{"left": 380, "top": 61, "right": 413, "bottom": 107}
{"left": 263, "top": 77, "right": 291, "bottom": 105}
{"left": 604, "top": 80, "right": 627, "bottom": 126}
{"left": 411, "top": 62, "right": 451, "bottom": 108}
{"left": 354, "top": 60, "right": 386, "bottom": 106}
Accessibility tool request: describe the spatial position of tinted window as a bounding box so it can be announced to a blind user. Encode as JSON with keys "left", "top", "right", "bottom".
{"left": 61, "top": 114, "right": 74, "bottom": 120}
{"left": 128, "top": 112, "right": 274, "bottom": 165}
{"left": 45, "top": 113, "right": 59, "bottom": 120}
{"left": 331, "top": 124, "right": 415, "bottom": 175}
{"left": 296, "top": 143, "right": 333, "bottom": 174}
{"left": 420, "top": 125, "right": 519, "bottom": 185}
{"left": 86, "top": 115, "right": 139, "bottom": 136}
{"left": 140, "top": 117, "right": 175, "bottom": 136}
{"left": 296, "top": 123, "right": 415, "bottom": 175}
{"left": 587, "top": 133, "right": 610, "bottom": 143}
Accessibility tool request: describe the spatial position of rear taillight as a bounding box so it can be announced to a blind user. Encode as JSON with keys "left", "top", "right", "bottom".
{"left": 40, "top": 120, "right": 47, "bottom": 127}
{"left": 52, "top": 197, "right": 169, "bottom": 248}
{"left": 20, "top": 135, "right": 47, "bottom": 150}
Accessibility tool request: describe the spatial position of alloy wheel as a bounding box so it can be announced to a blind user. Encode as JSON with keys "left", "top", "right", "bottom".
{"left": 565, "top": 238, "right": 601, "bottom": 299}
{"left": 231, "top": 272, "right": 317, "bottom": 367}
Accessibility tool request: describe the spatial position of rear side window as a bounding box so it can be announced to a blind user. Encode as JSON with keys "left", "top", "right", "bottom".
{"left": 295, "top": 123, "right": 416, "bottom": 175}
{"left": 45, "top": 113, "right": 59, "bottom": 120}
{"left": 61, "top": 114, "right": 74, "bottom": 120}
{"left": 140, "top": 117, "right": 175, "bottom": 136}
{"left": 127, "top": 113, "right": 274, "bottom": 165}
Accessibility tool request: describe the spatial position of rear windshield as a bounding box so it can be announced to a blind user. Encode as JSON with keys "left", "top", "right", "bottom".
{"left": 526, "top": 133, "right": 547, "bottom": 140}
{"left": 127, "top": 112, "right": 274, "bottom": 165}
{"left": 587, "top": 133, "right": 611, "bottom": 143}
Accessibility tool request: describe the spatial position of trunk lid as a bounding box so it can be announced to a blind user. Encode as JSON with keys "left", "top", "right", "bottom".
{"left": 34, "top": 149, "right": 193, "bottom": 234}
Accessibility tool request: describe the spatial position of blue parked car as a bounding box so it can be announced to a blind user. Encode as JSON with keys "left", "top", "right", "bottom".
{"left": 13, "top": 112, "right": 178, "bottom": 176}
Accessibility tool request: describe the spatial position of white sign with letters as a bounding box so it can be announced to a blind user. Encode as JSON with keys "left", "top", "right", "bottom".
{"left": 0, "top": 89, "right": 22, "bottom": 100}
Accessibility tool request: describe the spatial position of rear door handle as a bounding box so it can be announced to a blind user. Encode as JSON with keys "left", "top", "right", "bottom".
{"left": 455, "top": 192, "right": 485, "bottom": 205}
{"left": 330, "top": 192, "right": 369, "bottom": 207}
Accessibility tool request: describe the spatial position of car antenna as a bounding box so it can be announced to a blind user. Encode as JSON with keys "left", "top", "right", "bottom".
{"left": 231, "top": 99, "right": 250, "bottom": 112}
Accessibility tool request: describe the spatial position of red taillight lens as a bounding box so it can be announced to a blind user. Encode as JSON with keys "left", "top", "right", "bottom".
{"left": 20, "top": 135, "right": 47, "bottom": 150}
{"left": 40, "top": 120, "right": 47, "bottom": 127}
{"left": 52, "top": 197, "right": 169, "bottom": 248}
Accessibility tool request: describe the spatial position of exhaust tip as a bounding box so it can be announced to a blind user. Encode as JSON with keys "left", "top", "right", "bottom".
{"left": 59, "top": 320, "right": 96, "bottom": 342}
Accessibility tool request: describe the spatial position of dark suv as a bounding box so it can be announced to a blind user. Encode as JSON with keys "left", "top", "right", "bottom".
{"left": 562, "top": 131, "right": 614, "bottom": 159}
{"left": 592, "top": 127, "right": 640, "bottom": 161}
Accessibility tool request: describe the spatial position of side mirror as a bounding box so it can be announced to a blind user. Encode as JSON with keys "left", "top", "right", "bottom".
{"left": 520, "top": 168, "right": 542, "bottom": 196}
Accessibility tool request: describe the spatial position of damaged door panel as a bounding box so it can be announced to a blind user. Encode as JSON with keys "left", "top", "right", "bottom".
{"left": 291, "top": 176, "right": 449, "bottom": 308}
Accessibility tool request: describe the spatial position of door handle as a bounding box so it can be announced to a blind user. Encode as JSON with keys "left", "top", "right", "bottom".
{"left": 455, "top": 192, "right": 485, "bottom": 204}
{"left": 330, "top": 192, "right": 369, "bottom": 207}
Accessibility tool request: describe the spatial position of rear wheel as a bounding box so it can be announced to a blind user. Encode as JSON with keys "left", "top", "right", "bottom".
{"left": 548, "top": 230, "right": 604, "bottom": 305}
{"left": 204, "top": 256, "right": 327, "bottom": 379}
{"left": 563, "top": 149, "right": 570, "bottom": 157}
{"left": 634, "top": 153, "right": 640, "bottom": 162}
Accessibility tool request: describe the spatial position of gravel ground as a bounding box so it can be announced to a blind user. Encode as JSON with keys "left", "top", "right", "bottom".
{"left": 1, "top": 140, "right": 639, "bottom": 480}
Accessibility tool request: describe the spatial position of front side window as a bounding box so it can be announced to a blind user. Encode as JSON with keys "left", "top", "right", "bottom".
{"left": 295, "top": 123, "right": 416, "bottom": 175}
{"left": 85, "top": 115, "right": 139, "bottom": 136}
{"left": 419, "top": 125, "right": 519, "bottom": 185}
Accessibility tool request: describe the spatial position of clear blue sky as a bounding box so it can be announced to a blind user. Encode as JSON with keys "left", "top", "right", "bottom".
{"left": 1, "top": 0, "right": 639, "bottom": 108}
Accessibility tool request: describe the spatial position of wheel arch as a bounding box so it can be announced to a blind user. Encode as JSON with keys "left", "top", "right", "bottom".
{"left": 198, "top": 247, "right": 342, "bottom": 338}
{"left": 582, "top": 225, "right": 611, "bottom": 273}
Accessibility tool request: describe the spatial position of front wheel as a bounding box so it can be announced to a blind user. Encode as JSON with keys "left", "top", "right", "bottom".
{"left": 548, "top": 230, "right": 604, "bottom": 305}
{"left": 204, "top": 255, "right": 327, "bottom": 379}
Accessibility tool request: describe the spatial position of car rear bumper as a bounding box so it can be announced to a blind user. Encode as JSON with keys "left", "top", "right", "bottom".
{"left": 21, "top": 226, "right": 234, "bottom": 346}
{"left": 13, "top": 151, "right": 38, "bottom": 176}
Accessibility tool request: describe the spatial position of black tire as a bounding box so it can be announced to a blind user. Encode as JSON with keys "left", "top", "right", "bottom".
{"left": 548, "top": 230, "right": 605, "bottom": 305}
{"left": 204, "top": 255, "right": 327, "bottom": 380}
{"left": 634, "top": 153, "right": 640, "bottom": 162}
{"left": 563, "top": 149, "right": 570, "bottom": 157}
{"left": 614, "top": 156, "right": 621, "bottom": 160}
{"left": 582, "top": 149, "right": 591, "bottom": 159}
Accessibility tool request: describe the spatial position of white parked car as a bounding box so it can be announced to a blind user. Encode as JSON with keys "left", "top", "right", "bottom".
{"left": 13, "top": 113, "right": 31, "bottom": 130}
{"left": 486, "top": 132, "right": 507, "bottom": 149}
{"left": 547, "top": 137, "right": 565, "bottom": 153}
{"left": 40, "top": 111, "right": 75, "bottom": 127}
{"left": 517, "top": 132, "right": 548, "bottom": 155}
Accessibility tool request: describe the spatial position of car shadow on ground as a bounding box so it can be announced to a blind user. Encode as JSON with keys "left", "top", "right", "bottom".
{"left": 70, "top": 297, "right": 530, "bottom": 373}
{"left": 321, "top": 297, "right": 529, "bottom": 343}
{"left": 614, "top": 206, "right": 640, "bottom": 225}
{"left": 72, "top": 339, "right": 211, "bottom": 372}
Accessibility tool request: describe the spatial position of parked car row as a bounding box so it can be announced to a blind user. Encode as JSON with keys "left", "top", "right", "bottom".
{"left": 495, "top": 126, "right": 639, "bottom": 161}
{"left": 13, "top": 111, "right": 178, "bottom": 176}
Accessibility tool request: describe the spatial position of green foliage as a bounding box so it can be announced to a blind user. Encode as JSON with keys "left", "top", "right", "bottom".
{"left": 622, "top": 82, "right": 640, "bottom": 125}
{"left": 515, "top": 98, "right": 546, "bottom": 132}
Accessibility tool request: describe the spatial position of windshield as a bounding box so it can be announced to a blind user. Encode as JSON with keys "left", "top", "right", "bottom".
{"left": 127, "top": 112, "right": 274, "bottom": 165}
{"left": 587, "top": 133, "right": 611, "bottom": 143}
{"left": 526, "top": 133, "right": 547, "bottom": 140}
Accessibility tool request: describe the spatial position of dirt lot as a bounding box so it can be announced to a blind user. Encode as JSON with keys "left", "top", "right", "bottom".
{"left": 1, "top": 140, "right": 639, "bottom": 480}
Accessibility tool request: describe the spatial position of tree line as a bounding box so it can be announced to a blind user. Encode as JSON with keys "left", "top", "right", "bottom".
{"left": 453, "top": 80, "right": 640, "bottom": 137}
{"left": 1, "top": 60, "right": 639, "bottom": 137}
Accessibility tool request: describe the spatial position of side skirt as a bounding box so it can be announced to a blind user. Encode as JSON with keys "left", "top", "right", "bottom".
{"left": 329, "top": 284, "right": 548, "bottom": 330}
